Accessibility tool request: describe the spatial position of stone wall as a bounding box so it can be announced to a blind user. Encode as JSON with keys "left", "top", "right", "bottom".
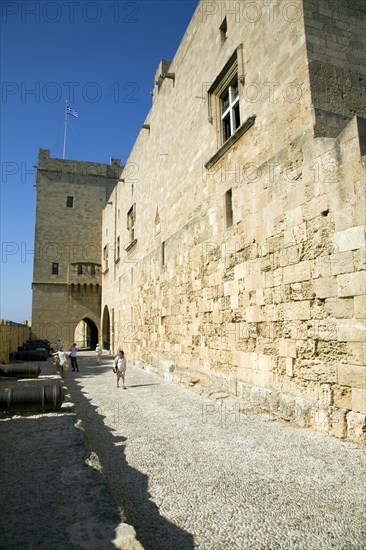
{"left": 32, "top": 283, "right": 102, "bottom": 349}
{"left": 100, "top": 1, "right": 366, "bottom": 443}
{"left": 0, "top": 320, "right": 31, "bottom": 363}
{"left": 304, "top": 0, "right": 366, "bottom": 136}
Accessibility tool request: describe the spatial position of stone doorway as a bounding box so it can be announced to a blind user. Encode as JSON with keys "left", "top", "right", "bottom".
{"left": 74, "top": 318, "right": 98, "bottom": 350}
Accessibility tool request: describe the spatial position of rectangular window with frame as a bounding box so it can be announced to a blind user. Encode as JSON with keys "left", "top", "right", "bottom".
{"left": 66, "top": 196, "right": 74, "bottom": 208}
{"left": 127, "top": 204, "right": 136, "bottom": 243}
{"left": 52, "top": 262, "right": 59, "bottom": 275}
{"left": 207, "top": 53, "right": 240, "bottom": 145}
{"left": 77, "top": 264, "right": 83, "bottom": 275}
{"left": 205, "top": 46, "right": 254, "bottom": 171}
{"left": 221, "top": 75, "right": 240, "bottom": 142}
{"left": 206, "top": 48, "right": 248, "bottom": 148}
{"left": 103, "top": 245, "right": 109, "bottom": 271}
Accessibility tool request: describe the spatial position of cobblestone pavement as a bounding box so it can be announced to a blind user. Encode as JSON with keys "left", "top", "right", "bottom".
{"left": 66, "top": 352, "right": 366, "bottom": 550}
{"left": 0, "top": 361, "right": 142, "bottom": 550}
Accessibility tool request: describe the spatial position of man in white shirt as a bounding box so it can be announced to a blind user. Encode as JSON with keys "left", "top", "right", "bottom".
{"left": 69, "top": 343, "right": 79, "bottom": 372}
{"left": 113, "top": 350, "right": 127, "bottom": 388}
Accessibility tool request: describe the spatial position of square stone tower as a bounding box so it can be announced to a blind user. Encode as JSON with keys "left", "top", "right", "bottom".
{"left": 31, "top": 149, "right": 122, "bottom": 349}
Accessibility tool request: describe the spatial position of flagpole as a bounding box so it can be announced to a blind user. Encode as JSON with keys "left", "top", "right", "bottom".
{"left": 62, "top": 100, "right": 68, "bottom": 159}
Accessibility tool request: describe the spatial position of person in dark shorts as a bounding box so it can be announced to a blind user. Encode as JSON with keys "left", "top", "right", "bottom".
{"left": 69, "top": 343, "right": 79, "bottom": 372}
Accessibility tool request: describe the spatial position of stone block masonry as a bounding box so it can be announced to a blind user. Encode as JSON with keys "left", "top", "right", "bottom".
{"left": 106, "top": 115, "right": 365, "bottom": 444}
{"left": 32, "top": 149, "right": 122, "bottom": 350}
{"left": 33, "top": 1, "right": 366, "bottom": 444}
{"left": 100, "top": 1, "right": 366, "bottom": 444}
{"left": 0, "top": 320, "right": 30, "bottom": 363}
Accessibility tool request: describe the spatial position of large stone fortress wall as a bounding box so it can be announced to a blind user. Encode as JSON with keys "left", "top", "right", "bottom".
{"left": 32, "top": 149, "right": 122, "bottom": 349}
{"left": 101, "top": 1, "right": 365, "bottom": 443}
{"left": 304, "top": 0, "right": 366, "bottom": 136}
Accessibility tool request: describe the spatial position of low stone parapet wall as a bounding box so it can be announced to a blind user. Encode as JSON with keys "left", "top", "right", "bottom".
{"left": 133, "top": 357, "right": 366, "bottom": 446}
{"left": 0, "top": 320, "right": 31, "bottom": 363}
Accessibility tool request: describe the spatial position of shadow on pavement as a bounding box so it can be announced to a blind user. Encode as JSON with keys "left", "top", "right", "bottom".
{"left": 125, "top": 383, "right": 160, "bottom": 389}
{"left": 0, "top": 411, "right": 128, "bottom": 549}
{"left": 66, "top": 353, "right": 195, "bottom": 550}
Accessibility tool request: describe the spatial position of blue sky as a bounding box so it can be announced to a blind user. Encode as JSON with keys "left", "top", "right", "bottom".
{"left": 0, "top": 0, "right": 199, "bottom": 322}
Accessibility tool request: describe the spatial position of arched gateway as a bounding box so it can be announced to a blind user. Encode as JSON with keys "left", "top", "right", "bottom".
{"left": 74, "top": 318, "right": 99, "bottom": 350}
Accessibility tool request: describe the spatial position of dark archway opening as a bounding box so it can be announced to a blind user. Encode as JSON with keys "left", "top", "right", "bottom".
{"left": 74, "top": 318, "right": 99, "bottom": 350}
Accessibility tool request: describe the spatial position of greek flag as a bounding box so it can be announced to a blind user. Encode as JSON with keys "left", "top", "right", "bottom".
{"left": 67, "top": 106, "right": 78, "bottom": 118}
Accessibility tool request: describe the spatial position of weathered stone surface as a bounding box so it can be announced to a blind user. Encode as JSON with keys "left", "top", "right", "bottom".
{"left": 283, "top": 261, "right": 311, "bottom": 284}
{"left": 354, "top": 295, "right": 366, "bottom": 319}
{"left": 352, "top": 388, "right": 366, "bottom": 414}
{"left": 325, "top": 297, "right": 354, "bottom": 318}
{"left": 313, "top": 276, "right": 338, "bottom": 298}
{"left": 32, "top": 1, "right": 366, "bottom": 445}
{"left": 329, "top": 407, "right": 347, "bottom": 439}
{"left": 337, "top": 271, "right": 366, "bottom": 297}
{"left": 346, "top": 411, "right": 366, "bottom": 445}
{"left": 337, "top": 364, "right": 366, "bottom": 389}
{"left": 282, "top": 301, "right": 311, "bottom": 320}
{"left": 333, "top": 385, "right": 352, "bottom": 410}
{"left": 330, "top": 251, "right": 354, "bottom": 275}
{"left": 337, "top": 320, "right": 366, "bottom": 342}
{"left": 333, "top": 226, "right": 365, "bottom": 252}
{"left": 279, "top": 338, "right": 297, "bottom": 358}
{"left": 346, "top": 342, "right": 366, "bottom": 366}
{"left": 0, "top": 321, "right": 30, "bottom": 363}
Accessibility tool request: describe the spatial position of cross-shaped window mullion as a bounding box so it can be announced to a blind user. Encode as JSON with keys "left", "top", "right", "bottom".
{"left": 222, "top": 84, "right": 240, "bottom": 137}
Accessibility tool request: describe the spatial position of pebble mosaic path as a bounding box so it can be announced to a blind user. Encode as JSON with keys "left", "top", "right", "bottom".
{"left": 65, "top": 352, "right": 366, "bottom": 550}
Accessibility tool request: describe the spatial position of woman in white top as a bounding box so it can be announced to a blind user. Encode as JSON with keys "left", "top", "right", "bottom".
{"left": 53, "top": 348, "right": 68, "bottom": 378}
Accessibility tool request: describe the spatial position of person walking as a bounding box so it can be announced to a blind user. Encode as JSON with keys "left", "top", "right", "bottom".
{"left": 53, "top": 347, "right": 68, "bottom": 378}
{"left": 69, "top": 343, "right": 79, "bottom": 372}
{"left": 56, "top": 338, "right": 63, "bottom": 351}
{"left": 113, "top": 350, "right": 127, "bottom": 388}
{"left": 95, "top": 343, "right": 102, "bottom": 365}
